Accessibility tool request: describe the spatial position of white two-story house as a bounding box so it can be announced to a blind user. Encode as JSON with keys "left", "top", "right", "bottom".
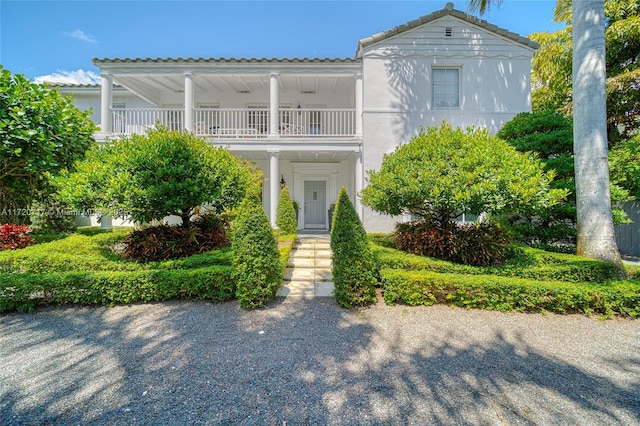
{"left": 57, "top": 3, "right": 538, "bottom": 232}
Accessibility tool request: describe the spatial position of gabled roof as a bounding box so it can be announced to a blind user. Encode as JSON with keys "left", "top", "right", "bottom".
{"left": 356, "top": 2, "right": 539, "bottom": 57}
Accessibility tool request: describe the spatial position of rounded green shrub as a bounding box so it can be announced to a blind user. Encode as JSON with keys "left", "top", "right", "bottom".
{"left": 276, "top": 187, "right": 297, "bottom": 235}
{"left": 330, "top": 187, "right": 376, "bottom": 308}
{"left": 232, "top": 196, "right": 282, "bottom": 308}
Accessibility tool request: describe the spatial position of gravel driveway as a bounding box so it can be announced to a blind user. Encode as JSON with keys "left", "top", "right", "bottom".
{"left": 1, "top": 298, "right": 639, "bottom": 425}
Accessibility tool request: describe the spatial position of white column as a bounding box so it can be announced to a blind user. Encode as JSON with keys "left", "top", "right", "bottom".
{"left": 184, "top": 72, "right": 194, "bottom": 132}
{"left": 354, "top": 150, "right": 364, "bottom": 220}
{"left": 355, "top": 73, "right": 363, "bottom": 137}
{"left": 269, "top": 73, "right": 280, "bottom": 137}
{"left": 269, "top": 150, "right": 280, "bottom": 227}
{"left": 100, "top": 74, "right": 113, "bottom": 134}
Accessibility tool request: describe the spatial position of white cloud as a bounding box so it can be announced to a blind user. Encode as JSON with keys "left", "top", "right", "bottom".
{"left": 64, "top": 29, "right": 97, "bottom": 43}
{"left": 33, "top": 69, "right": 101, "bottom": 85}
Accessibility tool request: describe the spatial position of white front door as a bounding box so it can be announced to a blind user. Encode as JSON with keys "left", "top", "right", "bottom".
{"left": 304, "top": 181, "right": 326, "bottom": 229}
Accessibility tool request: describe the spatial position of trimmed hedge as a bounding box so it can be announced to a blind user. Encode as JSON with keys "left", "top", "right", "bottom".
{"left": 276, "top": 187, "right": 298, "bottom": 235}
{"left": 380, "top": 268, "right": 640, "bottom": 318}
{"left": 0, "top": 266, "right": 235, "bottom": 313}
{"left": 0, "top": 229, "right": 236, "bottom": 312}
{"left": 372, "top": 243, "right": 620, "bottom": 283}
{"left": 330, "top": 188, "right": 376, "bottom": 308}
{"left": 232, "top": 197, "right": 282, "bottom": 308}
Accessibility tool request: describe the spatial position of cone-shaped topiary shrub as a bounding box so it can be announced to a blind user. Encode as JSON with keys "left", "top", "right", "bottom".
{"left": 232, "top": 196, "right": 282, "bottom": 308}
{"left": 276, "top": 186, "right": 297, "bottom": 235}
{"left": 330, "top": 187, "right": 376, "bottom": 308}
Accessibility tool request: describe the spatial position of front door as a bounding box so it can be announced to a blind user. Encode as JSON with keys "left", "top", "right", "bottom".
{"left": 304, "top": 181, "right": 326, "bottom": 229}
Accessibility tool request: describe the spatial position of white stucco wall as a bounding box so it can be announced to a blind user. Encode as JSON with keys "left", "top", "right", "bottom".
{"left": 61, "top": 89, "right": 155, "bottom": 128}
{"left": 359, "top": 16, "right": 536, "bottom": 232}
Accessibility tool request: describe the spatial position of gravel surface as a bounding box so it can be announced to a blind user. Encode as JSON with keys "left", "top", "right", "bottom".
{"left": 1, "top": 298, "right": 639, "bottom": 425}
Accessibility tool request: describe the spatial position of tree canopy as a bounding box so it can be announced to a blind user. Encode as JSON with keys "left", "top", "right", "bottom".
{"left": 0, "top": 67, "right": 96, "bottom": 223}
{"left": 530, "top": 0, "right": 640, "bottom": 140}
{"left": 56, "top": 127, "right": 252, "bottom": 226}
{"left": 361, "top": 122, "right": 566, "bottom": 228}
{"left": 498, "top": 111, "right": 631, "bottom": 243}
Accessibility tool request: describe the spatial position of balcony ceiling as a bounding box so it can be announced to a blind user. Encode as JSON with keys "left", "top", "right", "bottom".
{"left": 112, "top": 74, "right": 356, "bottom": 106}
{"left": 237, "top": 150, "right": 354, "bottom": 162}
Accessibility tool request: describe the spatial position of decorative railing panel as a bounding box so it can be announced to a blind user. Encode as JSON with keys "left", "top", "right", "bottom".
{"left": 111, "top": 107, "right": 356, "bottom": 138}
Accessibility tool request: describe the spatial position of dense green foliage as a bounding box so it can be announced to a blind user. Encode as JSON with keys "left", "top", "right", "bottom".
{"left": 530, "top": 0, "right": 640, "bottom": 140}
{"left": 497, "top": 111, "right": 631, "bottom": 244}
{"left": 361, "top": 122, "right": 566, "bottom": 231}
{"left": 28, "top": 196, "right": 77, "bottom": 234}
{"left": 0, "top": 229, "right": 235, "bottom": 312}
{"left": 57, "top": 127, "right": 250, "bottom": 226}
{"left": 276, "top": 186, "right": 297, "bottom": 234}
{"left": 372, "top": 238, "right": 621, "bottom": 283}
{"left": 0, "top": 267, "right": 235, "bottom": 313}
{"left": 330, "top": 188, "right": 376, "bottom": 308}
{"left": 610, "top": 134, "right": 640, "bottom": 199}
{"left": 370, "top": 236, "right": 639, "bottom": 317}
{"left": 380, "top": 269, "right": 640, "bottom": 317}
{"left": 0, "top": 67, "right": 96, "bottom": 224}
{"left": 232, "top": 197, "right": 282, "bottom": 308}
{"left": 395, "top": 221, "right": 511, "bottom": 266}
{"left": 0, "top": 224, "right": 34, "bottom": 250}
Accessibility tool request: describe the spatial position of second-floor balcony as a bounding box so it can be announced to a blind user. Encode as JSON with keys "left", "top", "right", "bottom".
{"left": 112, "top": 107, "right": 357, "bottom": 138}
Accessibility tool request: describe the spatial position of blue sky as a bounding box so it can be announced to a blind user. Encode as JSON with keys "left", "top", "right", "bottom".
{"left": 1, "top": 0, "right": 564, "bottom": 84}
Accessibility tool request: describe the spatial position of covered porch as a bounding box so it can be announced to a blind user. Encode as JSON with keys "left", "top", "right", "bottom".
{"left": 226, "top": 143, "right": 364, "bottom": 229}
{"left": 95, "top": 57, "right": 363, "bottom": 141}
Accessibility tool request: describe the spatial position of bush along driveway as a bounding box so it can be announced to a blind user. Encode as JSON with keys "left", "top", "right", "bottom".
{"left": 370, "top": 234, "right": 640, "bottom": 318}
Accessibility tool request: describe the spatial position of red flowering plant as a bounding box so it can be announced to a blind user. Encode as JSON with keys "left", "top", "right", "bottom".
{"left": 0, "top": 224, "right": 35, "bottom": 250}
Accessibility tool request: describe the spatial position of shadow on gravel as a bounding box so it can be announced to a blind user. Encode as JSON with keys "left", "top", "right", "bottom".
{"left": 1, "top": 299, "right": 639, "bottom": 425}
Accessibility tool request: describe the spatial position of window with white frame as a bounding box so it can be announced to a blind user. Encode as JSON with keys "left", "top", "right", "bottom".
{"left": 433, "top": 68, "right": 460, "bottom": 108}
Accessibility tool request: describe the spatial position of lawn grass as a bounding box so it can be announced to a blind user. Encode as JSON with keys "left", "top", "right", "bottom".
{"left": 370, "top": 233, "right": 640, "bottom": 318}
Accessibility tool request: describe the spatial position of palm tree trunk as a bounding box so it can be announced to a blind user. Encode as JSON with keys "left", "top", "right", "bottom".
{"left": 572, "top": 0, "right": 626, "bottom": 277}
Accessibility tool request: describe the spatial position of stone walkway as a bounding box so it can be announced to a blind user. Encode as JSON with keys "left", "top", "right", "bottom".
{"left": 276, "top": 233, "right": 334, "bottom": 298}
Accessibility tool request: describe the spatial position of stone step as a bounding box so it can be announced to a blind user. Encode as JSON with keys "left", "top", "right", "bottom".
{"left": 276, "top": 281, "right": 334, "bottom": 297}
{"left": 287, "top": 258, "right": 332, "bottom": 268}
{"left": 279, "top": 233, "right": 334, "bottom": 298}
{"left": 295, "top": 245, "right": 331, "bottom": 252}
{"left": 290, "top": 252, "right": 331, "bottom": 261}
{"left": 284, "top": 267, "right": 333, "bottom": 282}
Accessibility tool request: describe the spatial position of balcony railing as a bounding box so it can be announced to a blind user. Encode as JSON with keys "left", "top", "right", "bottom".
{"left": 112, "top": 108, "right": 184, "bottom": 135}
{"left": 111, "top": 107, "right": 356, "bottom": 138}
{"left": 194, "top": 108, "right": 269, "bottom": 137}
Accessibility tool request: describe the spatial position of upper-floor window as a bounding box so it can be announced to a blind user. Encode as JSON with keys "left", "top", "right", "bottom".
{"left": 433, "top": 68, "right": 460, "bottom": 109}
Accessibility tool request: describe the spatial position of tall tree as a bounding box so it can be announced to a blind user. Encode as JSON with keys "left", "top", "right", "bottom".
{"left": 0, "top": 67, "right": 96, "bottom": 224}
{"left": 529, "top": 0, "right": 640, "bottom": 141}
{"left": 468, "top": 0, "right": 626, "bottom": 276}
{"left": 572, "top": 0, "right": 624, "bottom": 274}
